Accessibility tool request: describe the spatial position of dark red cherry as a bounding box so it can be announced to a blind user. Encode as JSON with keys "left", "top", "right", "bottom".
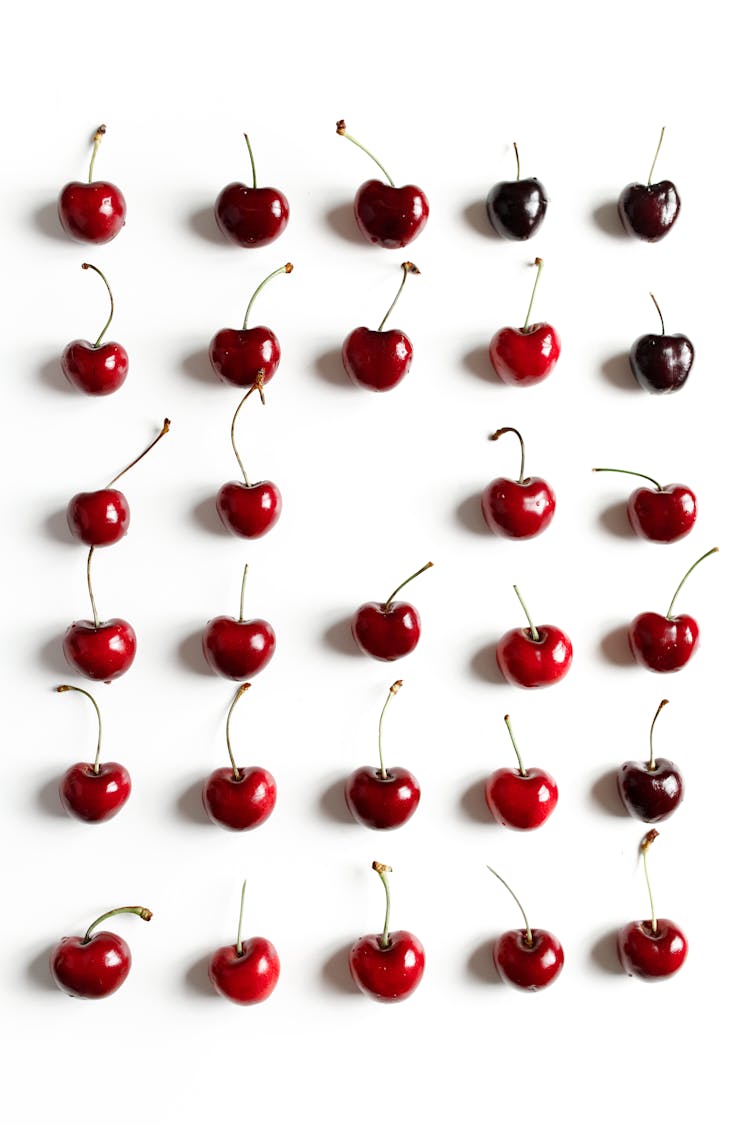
{"left": 337, "top": 120, "right": 428, "bottom": 248}
{"left": 215, "top": 134, "right": 289, "bottom": 248}
{"left": 58, "top": 126, "right": 126, "bottom": 244}
{"left": 209, "top": 263, "right": 293, "bottom": 388}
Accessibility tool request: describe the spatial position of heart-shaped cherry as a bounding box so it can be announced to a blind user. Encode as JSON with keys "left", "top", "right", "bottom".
{"left": 345, "top": 680, "right": 420, "bottom": 830}
{"left": 618, "top": 128, "right": 680, "bottom": 242}
{"left": 336, "top": 120, "right": 429, "bottom": 248}
{"left": 489, "top": 258, "right": 560, "bottom": 386}
{"left": 487, "top": 867, "right": 564, "bottom": 990}
{"left": 57, "top": 684, "right": 131, "bottom": 823}
{"left": 496, "top": 584, "right": 573, "bottom": 688}
{"left": 61, "top": 263, "right": 129, "bottom": 395}
{"left": 50, "top": 904, "right": 152, "bottom": 998}
{"left": 349, "top": 862, "right": 425, "bottom": 1002}
{"left": 202, "top": 564, "right": 276, "bottom": 681}
{"left": 216, "top": 384, "right": 281, "bottom": 538}
{"left": 630, "top": 292, "right": 694, "bottom": 395}
{"left": 67, "top": 419, "right": 170, "bottom": 547}
{"left": 202, "top": 683, "right": 276, "bottom": 830}
{"left": 209, "top": 880, "right": 280, "bottom": 1003}
{"left": 628, "top": 547, "right": 718, "bottom": 672}
{"left": 215, "top": 132, "right": 290, "bottom": 248}
{"left": 592, "top": 466, "right": 696, "bottom": 543}
{"left": 481, "top": 426, "right": 556, "bottom": 539}
{"left": 58, "top": 125, "right": 126, "bottom": 244}
{"left": 63, "top": 548, "right": 137, "bottom": 681}
{"left": 618, "top": 829, "right": 687, "bottom": 980}
{"left": 342, "top": 261, "right": 420, "bottom": 391}
{"left": 352, "top": 561, "right": 433, "bottom": 662}
{"left": 485, "top": 714, "right": 558, "bottom": 830}
{"left": 209, "top": 263, "right": 293, "bottom": 388}
{"left": 618, "top": 699, "right": 684, "bottom": 823}
{"left": 486, "top": 142, "right": 548, "bottom": 240}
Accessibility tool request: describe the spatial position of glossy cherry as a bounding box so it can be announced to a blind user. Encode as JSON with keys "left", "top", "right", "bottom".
{"left": 496, "top": 584, "right": 573, "bottom": 688}
{"left": 618, "top": 699, "right": 683, "bottom": 823}
{"left": 203, "top": 564, "right": 276, "bottom": 681}
{"left": 209, "top": 880, "right": 280, "bottom": 1004}
{"left": 481, "top": 427, "right": 555, "bottom": 539}
{"left": 485, "top": 714, "right": 558, "bottom": 830}
{"left": 628, "top": 547, "right": 718, "bottom": 672}
{"left": 487, "top": 867, "right": 564, "bottom": 990}
{"left": 487, "top": 142, "right": 548, "bottom": 240}
{"left": 352, "top": 561, "right": 433, "bottom": 662}
{"left": 336, "top": 120, "right": 428, "bottom": 248}
{"left": 215, "top": 133, "right": 289, "bottom": 248}
{"left": 349, "top": 862, "right": 425, "bottom": 1002}
{"left": 489, "top": 258, "right": 560, "bottom": 386}
{"left": 57, "top": 684, "right": 131, "bottom": 823}
{"left": 593, "top": 466, "right": 696, "bottom": 543}
{"left": 618, "top": 128, "right": 680, "bottom": 242}
{"left": 216, "top": 384, "right": 281, "bottom": 538}
{"left": 58, "top": 126, "right": 126, "bottom": 244}
{"left": 618, "top": 830, "right": 687, "bottom": 980}
{"left": 63, "top": 548, "right": 136, "bottom": 681}
{"left": 630, "top": 292, "right": 694, "bottom": 395}
{"left": 50, "top": 904, "right": 152, "bottom": 998}
{"left": 342, "top": 262, "right": 420, "bottom": 391}
{"left": 345, "top": 680, "right": 420, "bottom": 830}
{"left": 61, "top": 263, "right": 128, "bottom": 396}
{"left": 209, "top": 263, "right": 293, "bottom": 388}
{"left": 202, "top": 683, "right": 276, "bottom": 830}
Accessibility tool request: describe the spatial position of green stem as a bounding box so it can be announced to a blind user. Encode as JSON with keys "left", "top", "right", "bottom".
{"left": 666, "top": 547, "right": 718, "bottom": 620}
{"left": 377, "top": 681, "right": 402, "bottom": 780}
{"left": 487, "top": 866, "right": 533, "bottom": 947}
{"left": 641, "top": 830, "right": 659, "bottom": 934}
{"left": 88, "top": 125, "right": 106, "bottom": 183}
{"left": 513, "top": 141, "right": 521, "bottom": 181}
{"left": 650, "top": 292, "right": 666, "bottom": 335}
{"left": 592, "top": 467, "right": 662, "bottom": 491}
{"left": 226, "top": 683, "right": 251, "bottom": 781}
{"left": 648, "top": 127, "right": 666, "bottom": 187}
{"left": 523, "top": 258, "right": 544, "bottom": 332}
{"left": 372, "top": 862, "right": 393, "bottom": 949}
{"left": 490, "top": 427, "right": 526, "bottom": 483}
{"left": 239, "top": 563, "right": 249, "bottom": 623}
{"left": 243, "top": 134, "right": 257, "bottom": 190}
{"left": 512, "top": 584, "right": 539, "bottom": 643}
{"left": 107, "top": 420, "right": 171, "bottom": 487}
{"left": 82, "top": 263, "right": 114, "bottom": 347}
{"left": 83, "top": 905, "right": 152, "bottom": 944}
{"left": 86, "top": 547, "right": 100, "bottom": 629}
{"left": 242, "top": 263, "right": 294, "bottom": 329}
{"left": 236, "top": 880, "right": 248, "bottom": 956}
{"left": 336, "top": 120, "right": 394, "bottom": 186}
{"left": 384, "top": 562, "right": 433, "bottom": 611}
{"left": 378, "top": 263, "right": 419, "bottom": 332}
{"left": 230, "top": 388, "right": 258, "bottom": 487}
{"left": 503, "top": 714, "right": 527, "bottom": 777}
{"left": 648, "top": 699, "right": 669, "bottom": 771}
{"left": 56, "top": 685, "right": 103, "bottom": 774}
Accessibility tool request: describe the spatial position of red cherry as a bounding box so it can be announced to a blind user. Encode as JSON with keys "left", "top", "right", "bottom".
{"left": 216, "top": 385, "right": 281, "bottom": 539}
{"left": 57, "top": 685, "right": 131, "bottom": 823}
{"left": 202, "top": 683, "right": 276, "bottom": 830}
{"left": 630, "top": 293, "right": 694, "bottom": 394}
{"left": 485, "top": 714, "right": 558, "bottom": 830}
{"left": 209, "top": 263, "right": 293, "bottom": 387}
{"left": 593, "top": 467, "right": 696, "bottom": 543}
{"left": 61, "top": 263, "right": 128, "bottom": 395}
{"left": 618, "top": 829, "right": 687, "bottom": 980}
{"left": 496, "top": 585, "right": 573, "bottom": 688}
{"left": 628, "top": 547, "right": 718, "bottom": 672}
{"left": 63, "top": 549, "right": 136, "bottom": 682}
{"left": 481, "top": 427, "right": 556, "bottom": 539}
{"left": 345, "top": 680, "right": 421, "bottom": 830}
{"left": 352, "top": 562, "right": 433, "bottom": 661}
{"left": 489, "top": 258, "right": 560, "bottom": 386}
{"left": 617, "top": 699, "right": 684, "bottom": 823}
{"left": 342, "top": 262, "right": 420, "bottom": 391}
{"left": 487, "top": 867, "right": 564, "bottom": 990}
{"left": 202, "top": 564, "right": 276, "bottom": 681}
{"left": 349, "top": 862, "right": 425, "bottom": 1002}
{"left": 209, "top": 881, "right": 280, "bottom": 1004}
{"left": 58, "top": 126, "right": 126, "bottom": 244}
{"left": 215, "top": 133, "right": 289, "bottom": 248}
{"left": 50, "top": 905, "right": 152, "bottom": 998}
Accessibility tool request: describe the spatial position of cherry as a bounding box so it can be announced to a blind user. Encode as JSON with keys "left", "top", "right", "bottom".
{"left": 215, "top": 133, "right": 290, "bottom": 248}
{"left": 485, "top": 714, "right": 558, "bottom": 830}
{"left": 342, "top": 262, "right": 420, "bottom": 392}
{"left": 628, "top": 547, "right": 718, "bottom": 673}
{"left": 203, "top": 564, "right": 276, "bottom": 681}
{"left": 487, "top": 867, "right": 564, "bottom": 990}
{"left": 592, "top": 466, "right": 696, "bottom": 543}
{"left": 618, "top": 830, "right": 687, "bottom": 980}
{"left": 352, "top": 561, "right": 433, "bottom": 662}
{"left": 202, "top": 683, "right": 276, "bottom": 830}
{"left": 209, "top": 880, "right": 280, "bottom": 1003}
{"left": 336, "top": 120, "right": 429, "bottom": 248}
{"left": 349, "top": 862, "right": 425, "bottom": 1002}
{"left": 63, "top": 548, "right": 136, "bottom": 682}
{"left": 345, "top": 680, "right": 420, "bottom": 830}
{"left": 61, "top": 263, "right": 129, "bottom": 396}
{"left": 209, "top": 263, "right": 293, "bottom": 388}
{"left": 50, "top": 904, "right": 151, "bottom": 998}
{"left": 216, "top": 384, "right": 281, "bottom": 539}
{"left": 496, "top": 585, "right": 573, "bottom": 688}
{"left": 67, "top": 419, "right": 170, "bottom": 547}
{"left": 481, "top": 427, "right": 556, "bottom": 539}
{"left": 630, "top": 292, "right": 694, "bottom": 395}
{"left": 486, "top": 142, "right": 548, "bottom": 240}
{"left": 58, "top": 125, "right": 126, "bottom": 244}
{"left": 57, "top": 684, "right": 131, "bottom": 823}
{"left": 618, "top": 699, "right": 683, "bottom": 823}
{"left": 618, "top": 128, "right": 680, "bottom": 242}
{"left": 489, "top": 258, "right": 560, "bottom": 387}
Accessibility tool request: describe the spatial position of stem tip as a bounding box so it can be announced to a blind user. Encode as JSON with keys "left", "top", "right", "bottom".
{"left": 642, "top": 829, "right": 659, "bottom": 853}
{"left": 336, "top": 119, "right": 347, "bottom": 134}
{"left": 372, "top": 861, "right": 392, "bottom": 874}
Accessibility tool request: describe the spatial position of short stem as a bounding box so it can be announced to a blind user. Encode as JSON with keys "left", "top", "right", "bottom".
{"left": 378, "top": 262, "right": 419, "bottom": 332}
{"left": 512, "top": 585, "right": 539, "bottom": 643}
{"left": 236, "top": 879, "right": 247, "bottom": 956}
{"left": 666, "top": 547, "right": 719, "bottom": 620}
{"left": 649, "top": 292, "right": 666, "bottom": 336}
{"left": 107, "top": 420, "right": 171, "bottom": 487}
{"left": 523, "top": 258, "right": 544, "bottom": 332}
{"left": 82, "top": 263, "right": 114, "bottom": 347}
{"left": 648, "top": 699, "right": 669, "bottom": 771}
{"left": 647, "top": 127, "right": 666, "bottom": 187}
{"left": 226, "top": 683, "right": 251, "bottom": 781}
{"left": 513, "top": 141, "right": 521, "bottom": 181}
{"left": 377, "top": 681, "right": 402, "bottom": 780}
{"left": 490, "top": 427, "right": 526, "bottom": 483}
{"left": 372, "top": 862, "right": 393, "bottom": 949}
{"left": 487, "top": 867, "right": 533, "bottom": 947}
{"left": 592, "top": 467, "right": 662, "bottom": 491}
{"left": 336, "top": 120, "right": 394, "bottom": 186}
{"left": 503, "top": 715, "right": 527, "bottom": 777}
{"left": 230, "top": 388, "right": 257, "bottom": 488}
{"left": 83, "top": 905, "right": 152, "bottom": 944}
{"left": 243, "top": 134, "right": 257, "bottom": 190}
{"left": 640, "top": 830, "right": 659, "bottom": 934}
{"left": 56, "top": 685, "right": 103, "bottom": 774}
{"left": 239, "top": 563, "right": 249, "bottom": 623}
{"left": 242, "top": 263, "right": 294, "bottom": 330}
{"left": 384, "top": 561, "right": 433, "bottom": 611}
{"left": 86, "top": 547, "right": 100, "bottom": 629}
{"left": 88, "top": 125, "right": 106, "bottom": 183}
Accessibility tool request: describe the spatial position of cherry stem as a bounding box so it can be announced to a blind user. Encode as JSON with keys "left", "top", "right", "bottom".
{"left": 377, "top": 681, "right": 402, "bottom": 780}
{"left": 82, "top": 263, "right": 114, "bottom": 347}
{"left": 243, "top": 134, "right": 257, "bottom": 190}
{"left": 487, "top": 866, "right": 533, "bottom": 947}
{"left": 384, "top": 562, "right": 433, "bottom": 611}
{"left": 57, "top": 684, "right": 103, "bottom": 774}
{"left": 83, "top": 905, "right": 152, "bottom": 945}
{"left": 336, "top": 120, "right": 394, "bottom": 187}
{"left": 230, "top": 387, "right": 261, "bottom": 488}
{"left": 86, "top": 547, "right": 100, "bottom": 628}
{"left": 640, "top": 829, "right": 659, "bottom": 934}
{"left": 523, "top": 258, "right": 544, "bottom": 332}
{"left": 239, "top": 563, "right": 249, "bottom": 622}
{"left": 236, "top": 879, "right": 248, "bottom": 956}
{"left": 107, "top": 420, "right": 171, "bottom": 487}
{"left": 378, "top": 262, "right": 420, "bottom": 332}
{"left": 88, "top": 125, "right": 106, "bottom": 184}
{"left": 649, "top": 292, "right": 666, "bottom": 336}
{"left": 512, "top": 584, "right": 539, "bottom": 643}
{"left": 666, "top": 547, "right": 719, "bottom": 620}
{"left": 513, "top": 141, "right": 521, "bottom": 181}
{"left": 226, "top": 683, "right": 251, "bottom": 781}
{"left": 503, "top": 714, "right": 527, "bottom": 777}
{"left": 242, "top": 263, "right": 294, "bottom": 330}
{"left": 490, "top": 427, "right": 526, "bottom": 483}
{"left": 648, "top": 699, "right": 669, "bottom": 771}
{"left": 648, "top": 127, "right": 666, "bottom": 187}
{"left": 372, "top": 862, "right": 393, "bottom": 949}
{"left": 592, "top": 467, "right": 662, "bottom": 491}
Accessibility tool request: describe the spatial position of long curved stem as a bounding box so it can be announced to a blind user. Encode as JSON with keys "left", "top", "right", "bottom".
{"left": 487, "top": 866, "right": 533, "bottom": 947}
{"left": 82, "top": 263, "right": 114, "bottom": 347}
{"left": 336, "top": 120, "right": 394, "bottom": 186}
{"left": 107, "top": 420, "right": 171, "bottom": 487}
{"left": 523, "top": 258, "right": 544, "bottom": 332}
{"left": 490, "top": 427, "right": 526, "bottom": 483}
{"left": 512, "top": 584, "right": 539, "bottom": 643}
{"left": 230, "top": 388, "right": 258, "bottom": 487}
{"left": 239, "top": 563, "right": 249, "bottom": 623}
{"left": 384, "top": 561, "right": 433, "bottom": 611}
{"left": 56, "top": 685, "right": 103, "bottom": 774}
{"left": 242, "top": 263, "right": 294, "bottom": 329}
{"left": 372, "top": 862, "right": 393, "bottom": 949}
{"left": 666, "top": 547, "right": 718, "bottom": 620}
{"left": 226, "top": 683, "right": 251, "bottom": 781}
{"left": 378, "top": 262, "right": 419, "bottom": 332}
{"left": 243, "top": 134, "right": 257, "bottom": 190}
{"left": 650, "top": 292, "right": 666, "bottom": 336}
{"left": 648, "top": 699, "right": 669, "bottom": 771}
{"left": 377, "top": 681, "right": 402, "bottom": 780}
{"left": 641, "top": 830, "right": 659, "bottom": 934}
{"left": 86, "top": 547, "right": 100, "bottom": 628}
{"left": 592, "top": 467, "right": 662, "bottom": 491}
{"left": 503, "top": 715, "right": 527, "bottom": 777}
{"left": 83, "top": 905, "right": 152, "bottom": 944}
{"left": 236, "top": 879, "right": 247, "bottom": 956}
{"left": 88, "top": 125, "right": 106, "bottom": 183}
{"left": 648, "top": 127, "right": 666, "bottom": 187}
{"left": 513, "top": 141, "right": 521, "bottom": 181}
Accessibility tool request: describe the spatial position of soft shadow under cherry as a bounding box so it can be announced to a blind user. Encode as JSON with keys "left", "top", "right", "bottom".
{"left": 464, "top": 345, "right": 497, "bottom": 385}
{"left": 466, "top": 937, "right": 501, "bottom": 984}
{"left": 39, "top": 356, "right": 76, "bottom": 395}
{"left": 598, "top": 501, "right": 632, "bottom": 539}
{"left": 175, "top": 777, "right": 210, "bottom": 824}
{"left": 37, "top": 776, "right": 67, "bottom": 819}
{"left": 176, "top": 631, "right": 214, "bottom": 677}
{"left": 592, "top": 201, "right": 628, "bottom": 240}
{"left": 320, "top": 942, "right": 359, "bottom": 994}
{"left": 43, "top": 509, "right": 75, "bottom": 545}
{"left": 184, "top": 953, "right": 216, "bottom": 997}
{"left": 590, "top": 928, "right": 623, "bottom": 975}
{"left": 462, "top": 200, "right": 496, "bottom": 240}
{"left": 314, "top": 347, "right": 350, "bottom": 389}
{"left": 601, "top": 353, "right": 639, "bottom": 392}
{"left": 324, "top": 201, "right": 361, "bottom": 244}
{"left": 459, "top": 777, "right": 495, "bottom": 824}
{"left": 318, "top": 778, "right": 353, "bottom": 824}
{"left": 192, "top": 495, "right": 225, "bottom": 536}
{"left": 600, "top": 626, "right": 634, "bottom": 667}
{"left": 32, "top": 202, "right": 70, "bottom": 243}
{"left": 188, "top": 205, "right": 228, "bottom": 246}
{"left": 455, "top": 494, "right": 492, "bottom": 537}
{"left": 39, "top": 635, "right": 72, "bottom": 677}
{"left": 322, "top": 615, "right": 360, "bottom": 657}
{"left": 470, "top": 642, "right": 502, "bottom": 684}
{"left": 26, "top": 945, "right": 56, "bottom": 991}
{"left": 182, "top": 348, "right": 215, "bottom": 386}
{"left": 590, "top": 769, "right": 630, "bottom": 817}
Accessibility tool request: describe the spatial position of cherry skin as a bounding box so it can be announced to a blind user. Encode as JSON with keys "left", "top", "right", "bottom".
{"left": 202, "top": 565, "right": 276, "bottom": 681}
{"left": 62, "top": 263, "right": 128, "bottom": 396}
{"left": 210, "top": 936, "right": 280, "bottom": 1002}
{"left": 481, "top": 427, "right": 555, "bottom": 539}
{"left": 58, "top": 126, "right": 126, "bottom": 244}
{"left": 342, "top": 262, "right": 419, "bottom": 392}
{"left": 345, "top": 681, "right": 420, "bottom": 830}
{"left": 337, "top": 121, "right": 428, "bottom": 248}
{"left": 67, "top": 489, "right": 129, "bottom": 547}
{"left": 215, "top": 134, "right": 289, "bottom": 248}
{"left": 486, "top": 143, "right": 548, "bottom": 240}
{"left": 489, "top": 259, "right": 560, "bottom": 386}
{"left": 349, "top": 863, "right": 425, "bottom": 1002}
{"left": 50, "top": 906, "right": 152, "bottom": 999}
{"left": 618, "top": 129, "right": 679, "bottom": 242}
{"left": 593, "top": 467, "right": 696, "bottom": 543}
{"left": 352, "top": 562, "right": 433, "bottom": 662}
{"left": 617, "top": 699, "right": 684, "bottom": 823}
{"left": 64, "top": 619, "right": 137, "bottom": 682}
{"left": 217, "top": 386, "right": 282, "bottom": 538}
{"left": 485, "top": 715, "right": 558, "bottom": 830}
{"left": 202, "top": 684, "right": 276, "bottom": 831}
{"left": 618, "top": 830, "right": 687, "bottom": 980}
{"left": 487, "top": 867, "right": 563, "bottom": 990}
{"left": 630, "top": 293, "right": 694, "bottom": 394}
{"left": 57, "top": 685, "right": 131, "bottom": 823}
{"left": 628, "top": 547, "right": 718, "bottom": 673}
{"left": 496, "top": 586, "right": 573, "bottom": 688}
{"left": 209, "top": 263, "right": 292, "bottom": 388}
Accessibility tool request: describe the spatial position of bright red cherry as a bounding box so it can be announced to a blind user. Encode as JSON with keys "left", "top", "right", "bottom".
{"left": 57, "top": 684, "right": 131, "bottom": 823}
{"left": 58, "top": 126, "right": 126, "bottom": 245}
{"left": 345, "top": 680, "right": 420, "bottom": 830}
{"left": 489, "top": 258, "right": 560, "bottom": 386}
{"left": 618, "top": 699, "right": 684, "bottom": 823}
{"left": 487, "top": 867, "right": 564, "bottom": 990}
{"left": 485, "top": 714, "right": 558, "bottom": 830}
{"left": 203, "top": 564, "right": 276, "bottom": 681}
{"left": 618, "top": 830, "right": 687, "bottom": 980}
{"left": 342, "top": 262, "right": 420, "bottom": 391}
{"left": 496, "top": 584, "right": 573, "bottom": 688}
{"left": 349, "top": 862, "right": 425, "bottom": 1002}
{"left": 63, "top": 548, "right": 136, "bottom": 682}
{"left": 593, "top": 466, "right": 696, "bottom": 543}
{"left": 618, "top": 128, "right": 680, "bottom": 243}
{"left": 628, "top": 547, "right": 718, "bottom": 672}
{"left": 630, "top": 292, "right": 694, "bottom": 395}
{"left": 61, "top": 263, "right": 128, "bottom": 395}
{"left": 215, "top": 133, "right": 290, "bottom": 248}
{"left": 50, "top": 904, "right": 152, "bottom": 998}
{"left": 352, "top": 562, "right": 433, "bottom": 662}
{"left": 216, "top": 385, "right": 281, "bottom": 539}
{"left": 336, "top": 120, "right": 428, "bottom": 248}
{"left": 481, "top": 427, "right": 556, "bottom": 539}
{"left": 209, "top": 263, "right": 293, "bottom": 388}
{"left": 202, "top": 683, "right": 276, "bottom": 830}
{"left": 209, "top": 880, "right": 280, "bottom": 1004}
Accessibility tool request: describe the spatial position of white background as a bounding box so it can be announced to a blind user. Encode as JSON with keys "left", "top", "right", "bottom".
{"left": 1, "top": 1, "right": 744, "bottom": 1120}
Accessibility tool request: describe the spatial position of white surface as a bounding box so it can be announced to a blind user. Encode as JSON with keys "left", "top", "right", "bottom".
{"left": 0, "top": 2, "right": 745, "bottom": 1120}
